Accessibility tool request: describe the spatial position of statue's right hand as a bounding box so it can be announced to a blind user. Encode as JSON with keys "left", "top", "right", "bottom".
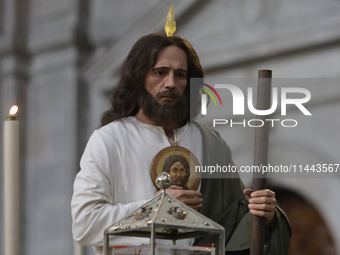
{"left": 156, "top": 185, "right": 203, "bottom": 210}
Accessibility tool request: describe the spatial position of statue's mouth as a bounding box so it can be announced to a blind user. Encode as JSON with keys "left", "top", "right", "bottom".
{"left": 174, "top": 177, "right": 181, "bottom": 183}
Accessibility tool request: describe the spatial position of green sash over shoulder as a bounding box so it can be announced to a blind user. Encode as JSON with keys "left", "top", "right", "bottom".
{"left": 193, "top": 121, "right": 291, "bottom": 255}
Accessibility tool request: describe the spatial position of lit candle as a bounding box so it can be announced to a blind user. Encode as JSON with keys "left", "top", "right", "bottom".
{"left": 3, "top": 105, "right": 20, "bottom": 255}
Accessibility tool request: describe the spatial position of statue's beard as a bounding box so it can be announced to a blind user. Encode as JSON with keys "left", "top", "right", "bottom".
{"left": 139, "top": 89, "right": 190, "bottom": 128}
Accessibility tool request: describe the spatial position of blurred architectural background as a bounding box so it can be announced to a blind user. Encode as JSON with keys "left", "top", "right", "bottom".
{"left": 0, "top": 0, "right": 339, "bottom": 254}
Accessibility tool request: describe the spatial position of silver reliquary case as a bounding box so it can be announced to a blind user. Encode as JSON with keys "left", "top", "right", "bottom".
{"left": 104, "top": 173, "right": 225, "bottom": 255}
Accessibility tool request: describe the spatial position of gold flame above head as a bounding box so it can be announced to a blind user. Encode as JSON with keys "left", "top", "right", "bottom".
{"left": 9, "top": 105, "right": 18, "bottom": 116}
{"left": 164, "top": 5, "right": 176, "bottom": 37}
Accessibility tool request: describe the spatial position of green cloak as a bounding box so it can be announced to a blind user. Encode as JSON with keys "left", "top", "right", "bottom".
{"left": 193, "top": 121, "right": 291, "bottom": 255}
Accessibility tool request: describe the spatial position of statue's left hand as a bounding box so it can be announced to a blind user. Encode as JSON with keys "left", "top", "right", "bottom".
{"left": 243, "top": 189, "right": 276, "bottom": 230}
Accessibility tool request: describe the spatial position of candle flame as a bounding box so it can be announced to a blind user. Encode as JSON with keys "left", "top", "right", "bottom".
{"left": 9, "top": 105, "right": 18, "bottom": 116}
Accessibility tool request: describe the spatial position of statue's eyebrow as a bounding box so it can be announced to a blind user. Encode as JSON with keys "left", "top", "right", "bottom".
{"left": 152, "top": 67, "right": 188, "bottom": 73}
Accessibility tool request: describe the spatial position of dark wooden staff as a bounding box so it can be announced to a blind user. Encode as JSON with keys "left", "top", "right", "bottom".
{"left": 250, "top": 70, "right": 272, "bottom": 255}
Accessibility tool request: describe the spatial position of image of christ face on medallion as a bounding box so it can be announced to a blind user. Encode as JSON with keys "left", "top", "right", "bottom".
{"left": 162, "top": 154, "right": 190, "bottom": 190}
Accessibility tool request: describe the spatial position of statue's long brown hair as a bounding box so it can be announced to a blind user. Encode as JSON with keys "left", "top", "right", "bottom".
{"left": 100, "top": 33, "right": 204, "bottom": 127}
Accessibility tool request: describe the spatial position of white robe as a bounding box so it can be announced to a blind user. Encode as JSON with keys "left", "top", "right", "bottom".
{"left": 71, "top": 117, "right": 202, "bottom": 254}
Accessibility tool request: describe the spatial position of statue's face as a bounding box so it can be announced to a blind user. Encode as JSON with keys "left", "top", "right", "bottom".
{"left": 169, "top": 161, "right": 188, "bottom": 187}
{"left": 144, "top": 46, "right": 188, "bottom": 105}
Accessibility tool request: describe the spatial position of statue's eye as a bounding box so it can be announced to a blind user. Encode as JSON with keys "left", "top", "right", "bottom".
{"left": 156, "top": 71, "right": 165, "bottom": 76}
{"left": 176, "top": 72, "right": 187, "bottom": 78}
